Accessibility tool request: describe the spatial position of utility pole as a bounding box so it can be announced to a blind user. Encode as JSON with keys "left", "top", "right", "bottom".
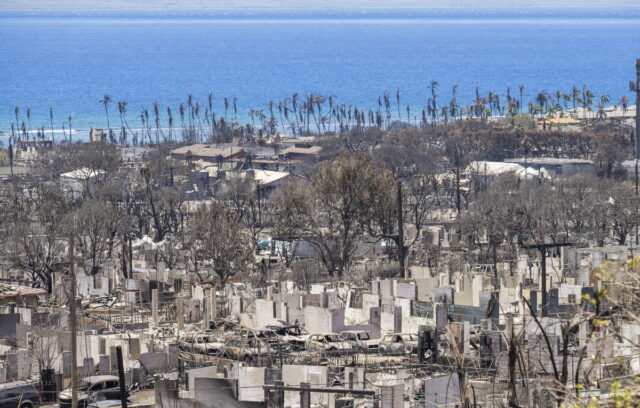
{"left": 128, "top": 236, "right": 133, "bottom": 279}
{"left": 300, "top": 382, "right": 311, "bottom": 408}
{"left": 396, "top": 181, "right": 406, "bottom": 279}
{"left": 522, "top": 243, "right": 572, "bottom": 317}
{"left": 629, "top": 59, "right": 640, "bottom": 244}
{"left": 116, "top": 346, "right": 128, "bottom": 408}
{"left": 68, "top": 234, "right": 78, "bottom": 408}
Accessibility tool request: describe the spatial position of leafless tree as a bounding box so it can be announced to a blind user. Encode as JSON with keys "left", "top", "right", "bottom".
{"left": 217, "top": 172, "right": 264, "bottom": 251}
{"left": 273, "top": 153, "right": 395, "bottom": 278}
{"left": 138, "top": 152, "right": 187, "bottom": 242}
{"left": 5, "top": 192, "right": 69, "bottom": 293}
{"left": 73, "top": 198, "right": 121, "bottom": 275}
{"left": 185, "top": 201, "right": 253, "bottom": 286}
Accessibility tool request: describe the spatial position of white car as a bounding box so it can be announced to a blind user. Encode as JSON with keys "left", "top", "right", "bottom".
{"left": 339, "top": 330, "right": 380, "bottom": 351}
{"left": 305, "top": 333, "right": 352, "bottom": 352}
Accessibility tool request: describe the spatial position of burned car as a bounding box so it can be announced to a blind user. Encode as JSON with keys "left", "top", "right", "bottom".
{"left": 340, "top": 330, "right": 381, "bottom": 351}
{"left": 378, "top": 333, "right": 418, "bottom": 355}
{"left": 223, "top": 331, "right": 276, "bottom": 362}
{"left": 305, "top": 333, "right": 352, "bottom": 353}
{"left": 58, "top": 375, "right": 123, "bottom": 408}
{"left": 267, "top": 323, "right": 310, "bottom": 351}
{"left": 242, "top": 327, "right": 293, "bottom": 352}
{"left": 179, "top": 333, "right": 225, "bottom": 355}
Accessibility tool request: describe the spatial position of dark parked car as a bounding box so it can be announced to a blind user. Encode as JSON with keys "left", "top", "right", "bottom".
{"left": 0, "top": 381, "right": 41, "bottom": 408}
{"left": 58, "top": 375, "right": 123, "bottom": 408}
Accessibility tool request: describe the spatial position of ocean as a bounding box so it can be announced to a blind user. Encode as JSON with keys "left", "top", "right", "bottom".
{"left": 1, "top": 7, "right": 640, "bottom": 138}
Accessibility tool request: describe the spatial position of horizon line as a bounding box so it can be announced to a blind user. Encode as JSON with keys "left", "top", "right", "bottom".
{"left": 3, "top": 5, "right": 640, "bottom": 10}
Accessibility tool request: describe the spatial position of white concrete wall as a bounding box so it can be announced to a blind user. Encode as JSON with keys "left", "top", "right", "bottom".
{"left": 255, "top": 299, "right": 280, "bottom": 326}
{"left": 344, "top": 307, "right": 367, "bottom": 325}
{"left": 394, "top": 298, "right": 411, "bottom": 316}
{"left": 282, "top": 365, "right": 328, "bottom": 408}
{"left": 557, "top": 284, "right": 582, "bottom": 305}
{"left": 394, "top": 282, "right": 416, "bottom": 299}
{"left": 380, "top": 312, "right": 395, "bottom": 335}
{"left": 415, "top": 278, "right": 439, "bottom": 302}
{"left": 471, "top": 275, "right": 484, "bottom": 307}
{"left": 362, "top": 293, "right": 380, "bottom": 316}
{"left": 310, "top": 284, "right": 326, "bottom": 294}
{"left": 379, "top": 280, "right": 394, "bottom": 299}
{"left": 401, "top": 316, "right": 431, "bottom": 334}
{"left": 304, "top": 306, "right": 333, "bottom": 334}
{"left": 238, "top": 366, "right": 265, "bottom": 402}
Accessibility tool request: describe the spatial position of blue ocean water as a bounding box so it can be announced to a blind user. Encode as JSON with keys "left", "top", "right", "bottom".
{"left": 1, "top": 7, "right": 640, "bottom": 135}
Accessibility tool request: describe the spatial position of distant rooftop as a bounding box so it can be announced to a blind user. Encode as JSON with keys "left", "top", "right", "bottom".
{"left": 279, "top": 146, "right": 322, "bottom": 155}
{"left": 238, "top": 169, "right": 291, "bottom": 185}
{"left": 505, "top": 158, "right": 593, "bottom": 165}
{"left": 171, "top": 144, "right": 245, "bottom": 159}
{"left": 60, "top": 167, "right": 106, "bottom": 179}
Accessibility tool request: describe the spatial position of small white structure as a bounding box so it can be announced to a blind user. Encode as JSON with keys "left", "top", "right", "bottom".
{"left": 60, "top": 167, "right": 105, "bottom": 199}
{"left": 465, "top": 161, "right": 550, "bottom": 181}
{"left": 504, "top": 158, "right": 592, "bottom": 178}
{"left": 241, "top": 169, "right": 290, "bottom": 187}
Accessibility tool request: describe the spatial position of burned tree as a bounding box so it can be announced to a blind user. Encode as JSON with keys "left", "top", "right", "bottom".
{"left": 273, "top": 153, "right": 395, "bottom": 278}
{"left": 185, "top": 201, "right": 253, "bottom": 286}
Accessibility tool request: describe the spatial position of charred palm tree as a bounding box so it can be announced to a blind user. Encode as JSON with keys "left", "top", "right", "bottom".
{"left": 268, "top": 100, "right": 276, "bottom": 134}
{"left": 428, "top": 81, "right": 438, "bottom": 124}
{"left": 118, "top": 101, "right": 128, "bottom": 145}
{"left": 291, "top": 93, "right": 300, "bottom": 132}
{"left": 153, "top": 102, "right": 161, "bottom": 144}
{"left": 26, "top": 108, "right": 32, "bottom": 137}
{"left": 139, "top": 111, "right": 146, "bottom": 145}
{"left": 8, "top": 124, "right": 15, "bottom": 178}
{"left": 167, "top": 106, "right": 174, "bottom": 142}
{"left": 327, "top": 95, "right": 336, "bottom": 130}
{"left": 619, "top": 95, "right": 630, "bottom": 118}
{"left": 187, "top": 94, "right": 194, "bottom": 129}
{"left": 179, "top": 103, "right": 186, "bottom": 137}
{"left": 449, "top": 85, "right": 459, "bottom": 120}
{"left": 14, "top": 106, "right": 20, "bottom": 138}
{"left": 100, "top": 94, "right": 112, "bottom": 135}
{"left": 283, "top": 104, "right": 295, "bottom": 136}
{"left": 306, "top": 94, "right": 321, "bottom": 134}
{"left": 119, "top": 102, "right": 135, "bottom": 142}
{"left": 67, "top": 115, "right": 73, "bottom": 144}
{"left": 207, "top": 92, "right": 214, "bottom": 114}
{"left": 519, "top": 85, "right": 525, "bottom": 114}
{"left": 194, "top": 101, "right": 204, "bottom": 142}
{"left": 233, "top": 97, "right": 238, "bottom": 123}
{"left": 49, "top": 107, "right": 55, "bottom": 144}
{"left": 144, "top": 109, "right": 152, "bottom": 144}
{"left": 382, "top": 92, "right": 391, "bottom": 127}
{"left": 277, "top": 101, "right": 286, "bottom": 135}
{"left": 21, "top": 122, "right": 28, "bottom": 141}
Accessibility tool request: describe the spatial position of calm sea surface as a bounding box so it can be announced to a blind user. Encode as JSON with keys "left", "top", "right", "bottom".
{"left": 1, "top": 8, "right": 640, "bottom": 134}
